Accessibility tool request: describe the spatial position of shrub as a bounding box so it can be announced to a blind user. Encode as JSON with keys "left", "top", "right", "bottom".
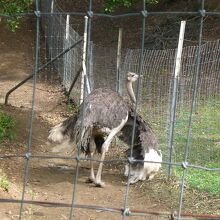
{"left": 0, "top": 173, "right": 9, "bottom": 192}
{"left": 0, "top": 110, "right": 15, "bottom": 142}
{"left": 0, "top": 0, "right": 32, "bottom": 31}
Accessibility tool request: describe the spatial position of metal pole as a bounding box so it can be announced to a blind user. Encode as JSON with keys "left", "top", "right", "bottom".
{"left": 116, "top": 28, "right": 123, "bottom": 94}
{"left": 19, "top": 0, "right": 40, "bottom": 218}
{"left": 122, "top": 1, "right": 147, "bottom": 219}
{"left": 67, "top": 66, "right": 83, "bottom": 97}
{"left": 178, "top": 1, "right": 205, "bottom": 219}
{"left": 4, "top": 39, "right": 82, "bottom": 105}
{"left": 167, "top": 20, "right": 186, "bottom": 177}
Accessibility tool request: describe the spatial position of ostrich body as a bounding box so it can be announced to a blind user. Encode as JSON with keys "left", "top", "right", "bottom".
{"left": 121, "top": 112, "right": 162, "bottom": 183}
{"left": 48, "top": 72, "right": 162, "bottom": 186}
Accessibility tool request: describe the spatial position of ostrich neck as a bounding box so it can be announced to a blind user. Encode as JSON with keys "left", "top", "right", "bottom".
{"left": 127, "top": 81, "right": 136, "bottom": 103}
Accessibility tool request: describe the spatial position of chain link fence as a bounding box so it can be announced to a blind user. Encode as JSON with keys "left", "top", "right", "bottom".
{"left": 120, "top": 40, "right": 220, "bottom": 164}
{"left": 40, "top": 0, "right": 220, "bottom": 166}
{"left": 40, "top": 0, "right": 120, "bottom": 101}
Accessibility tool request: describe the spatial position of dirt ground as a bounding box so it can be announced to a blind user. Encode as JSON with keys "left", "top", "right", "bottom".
{"left": 0, "top": 16, "right": 170, "bottom": 220}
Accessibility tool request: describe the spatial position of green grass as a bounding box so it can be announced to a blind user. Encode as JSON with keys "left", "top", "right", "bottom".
{"left": 145, "top": 96, "right": 220, "bottom": 195}
{"left": 185, "top": 163, "right": 220, "bottom": 195}
{"left": 66, "top": 101, "right": 80, "bottom": 113}
{"left": 0, "top": 109, "right": 15, "bottom": 143}
{"left": 174, "top": 98, "right": 220, "bottom": 164}
{"left": 0, "top": 172, "right": 9, "bottom": 192}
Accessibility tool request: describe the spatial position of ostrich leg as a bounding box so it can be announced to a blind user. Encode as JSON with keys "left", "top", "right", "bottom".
{"left": 85, "top": 152, "right": 95, "bottom": 183}
{"left": 95, "top": 114, "right": 128, "bottom": 187}
{"left": 86, "top": 137, "right": 96, "bottom": 183}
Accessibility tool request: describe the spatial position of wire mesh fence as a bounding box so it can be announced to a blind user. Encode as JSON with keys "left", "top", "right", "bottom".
{"left": 40, "top": 0, "right": 220, "bottom": 165}
{"left": 120, "top": 40, "right": 220, "bottom": 165}
{"left": 40, "top": 0, "right": 121, "bottom": 102}
{"left": 0, "top": 0, "right": 220, "bottom": 219}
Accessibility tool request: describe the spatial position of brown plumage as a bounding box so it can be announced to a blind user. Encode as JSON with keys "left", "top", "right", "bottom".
{"left": 48, "top": 73, "right": 162, "bottom": 187}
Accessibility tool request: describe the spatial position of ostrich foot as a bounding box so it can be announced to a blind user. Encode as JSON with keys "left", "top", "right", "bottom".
{"left": 94, "top": 180, "right": 105, "bottom": 188}
{"left": 128, "top": 176, "right": 140, "bottom": 184}
{"left": 148, "top": 174, "right": 156, "bottom": 180}
{"left": 85, "top": 177, "right": 95, "bottom": 183}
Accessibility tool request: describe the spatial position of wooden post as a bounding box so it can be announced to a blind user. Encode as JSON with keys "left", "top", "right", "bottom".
{"left": 88, "top": 42, "right": 94, "bottom": 90}
{"left": 65, "top": 14, "right": 70, "bottom": 40}
{"left": 49, "top": 0, "right": 54, "bottom": 61}
{"left": 50, "top": 0, "right": 54, "bottom": 13}
{"left": 64, "top": 14, "right": 70, "bottom": 87}
{"left": 167, "top": 21, "right": 186, "bottom": 177}
{"left": 80, "top": 16, "right": 91, "bottom": 104}
{"left": 116, "top": 28, "right": 123, "bottom": 94}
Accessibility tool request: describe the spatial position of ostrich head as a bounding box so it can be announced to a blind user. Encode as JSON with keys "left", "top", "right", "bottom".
{"left": 127, "top": 71, "right": 138, "bottom": 83}
{"left": 124, "top": 148, "right": 162, "bottom": 184}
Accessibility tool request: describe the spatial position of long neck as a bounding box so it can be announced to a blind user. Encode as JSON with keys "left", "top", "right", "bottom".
{"left": 127, "top": 81, "right": 136, "bottom": 104}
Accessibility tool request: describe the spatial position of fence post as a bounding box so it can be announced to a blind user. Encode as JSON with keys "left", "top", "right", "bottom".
{"left": 65, "top": 15, "right": 70, "bottom": 40}
{"left": 88, "top": 42, "right": 94, "bottom": 91}
{"left": 64, "top": 14, "right": 70, "bottom": 88}
{"left": 167, "top": 21, "right": 186, "bottom": 177}
{"left": 49, "top": 0, "right": 54, "bottom": 60}
{"left": 80, "top": 16, "right": 91, "bottom": 104}
{"left": 116, "top": 28, "right": 123, "bottom": 94}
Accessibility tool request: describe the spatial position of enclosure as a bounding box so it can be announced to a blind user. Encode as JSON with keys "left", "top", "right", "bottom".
{"left": 0, "top": 0, "right": 220, "bottom": 219}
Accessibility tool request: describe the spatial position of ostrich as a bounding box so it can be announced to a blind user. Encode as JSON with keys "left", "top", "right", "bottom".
{"left": 48, "top": 72, "right": 162, "bottom": 187}
{"left": 126, "top": 71, "right": 138, "bottom": 103}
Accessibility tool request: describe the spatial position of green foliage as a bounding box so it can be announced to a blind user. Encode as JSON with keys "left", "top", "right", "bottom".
{"left": 67, "top": 101, "right": 80, "bottom": 113}
{"left": 104, "top": 0, "right": 159, "bottom": 12}
{"left": 0, "top": 0, "right": 32, "bottom": 32}
{"left": 0, "top": 110, "right": 15, "bottom": 142}
{"left": 0, "top": 173, "right": 9, "bottom": 192}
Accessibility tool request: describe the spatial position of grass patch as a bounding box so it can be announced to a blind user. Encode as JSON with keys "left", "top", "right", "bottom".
{"left": 145, "top": 96, "right": 220, "bottom": 196}
{"left": 0, "top": 109, "right": 16, "bottom": 143}
{"left": 174, "top": 100, "right": 220, "bottom": 195}
{"left": 175, "top": 161, "right": 220, "bottom": 196}
{"left": 0, "top": 171, "right": 9, "bottom": 192}
{"left": 186, "top": 167, "right": 220, "bottom": 196}
{"left": 66, "top": 101, "right": 80, "bottom": 113}
{"left": 139, "top": 174, "right": 220, "bottom": 215}
{"left": 173, "top": 99, "right": 220, "bottom": 164}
